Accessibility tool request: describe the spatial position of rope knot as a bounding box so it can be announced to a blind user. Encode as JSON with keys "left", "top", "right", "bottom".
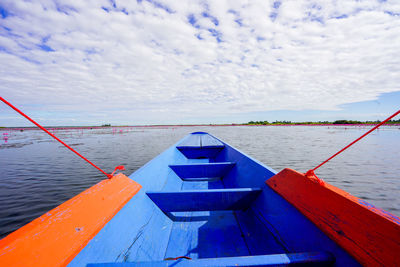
{"left": 305, "top": 169, "right": 325, "bottom": 186}
{"left": 108, "top": 165, "right": 125, "bottom": 179}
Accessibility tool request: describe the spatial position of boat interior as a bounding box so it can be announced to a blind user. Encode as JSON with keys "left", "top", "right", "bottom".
{"left": 73, "top": 132, "right": 360, "bottom": 266}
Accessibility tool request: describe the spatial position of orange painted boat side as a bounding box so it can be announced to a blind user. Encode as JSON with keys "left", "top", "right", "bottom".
{"left": 266, "top": 168, "right": 400, "bottom": 267}
{"left": 0, "top": 173, "right": 141, "bottom": 267}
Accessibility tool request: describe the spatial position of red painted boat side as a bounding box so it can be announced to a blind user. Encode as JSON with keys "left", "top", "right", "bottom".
{"left": 266, "top": 168, "right": 400, "bottom": 267}
{"left": 0, "top": 173, "right": 141, "bottom": 267}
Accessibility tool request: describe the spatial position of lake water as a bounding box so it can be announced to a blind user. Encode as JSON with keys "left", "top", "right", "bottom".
{"left": 0, "top": 125, "right": 399, "bottom": 239}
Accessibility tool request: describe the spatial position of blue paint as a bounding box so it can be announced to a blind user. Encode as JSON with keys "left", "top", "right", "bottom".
{"left": 87, "top": 252, "right": 334, "bottom": 266}
{"left": 69, "top": 132, "right": 361, "bottom": 266}
{"left": 176, "top": 134, "right": 224, "bottom": 158}
{"left": 176, "top": 133, "right": 201, "bottom": 147}
{"left": 200, "top": 134, "right": 223, "bottom": 147}
{"left": 177, "top": 147, "right": 224, "bottom": 159}
{"left": 169, "top": 162, "right": 234, "bottom": 178}
{"left": 165, "top": 210, "right": 249, "bottom": 259}
{"left": 69, "top": 144, "right": 186, "bottom": 265}
{"left": 161, "top": 174, "right": 250, "bottom": 259}
{"left": 180, "top": 177, "right": 220, "bottom": 182}
{"left": 146, "top": 188, "right": 262, "bottom": 212}
{"left": 235, "top": 208, "right": 286, "bottom": 255}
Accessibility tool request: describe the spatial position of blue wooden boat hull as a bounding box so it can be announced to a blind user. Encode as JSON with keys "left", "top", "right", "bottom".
{"left": 2, "top": 132, "right": 400, "bottom": 266}
{"left": 69, "top": 132, "right": 359, "bottom": 266}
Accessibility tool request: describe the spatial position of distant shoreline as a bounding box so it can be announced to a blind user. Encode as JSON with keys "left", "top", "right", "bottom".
{"left": 1, "top": 123, "right": 400, "bottom": 131}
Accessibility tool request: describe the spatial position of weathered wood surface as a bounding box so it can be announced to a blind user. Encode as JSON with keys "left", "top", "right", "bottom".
{"left": 0, "top": 173, "right": 141, "bottom": 267}
{"left": 87, "top": 251, "right": 335, "bottom": 266}
{"left": 177, "top": 147, "right": 224, "bottom": 159}
{"left": 147, "top": 188, "right": 262, "bottom": 212}
{"left": 176, "top": 133, "right": 224, "bottom": 159}
{"left": 266, "top": 168, "right": 400, "bottom": 267}
{"left": 176, "top": 132, "right": 224, "bottom": 148}
{"left": 169, "top": 162, "right": 235, "bottom": 179}
{"left": 163, "top": 180, "right": 250, "bottom": 260}
{"left": 200, "top": 134, "right": 224, "bottom": 148}
{"left": 176, "top": 134, "right": 201, "bottom": 148}
{"left": 69, "top": 144, "right": 190, "bottom": 265}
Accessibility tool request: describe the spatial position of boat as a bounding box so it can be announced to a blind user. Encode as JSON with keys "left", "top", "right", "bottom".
{"left": 0, "top": 132, "right": 399, "bottom": 266}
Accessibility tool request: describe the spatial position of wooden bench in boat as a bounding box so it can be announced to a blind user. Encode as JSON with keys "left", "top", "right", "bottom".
{"left": 176, "top": 132, "right": 225, "bottom": 159}
{"left": 87, "top": 251, "right": 335, "bottom": 266}
{"left": 169, "top": 162, "right": 235, "bottom": 181}
{"left": 147, "top": 188, "right": 262, "bottom": 212}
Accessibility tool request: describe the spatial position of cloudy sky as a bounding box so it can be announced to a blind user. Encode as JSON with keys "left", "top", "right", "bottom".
{"left": 1, "top": 0, "right": 399, "bottom": 126}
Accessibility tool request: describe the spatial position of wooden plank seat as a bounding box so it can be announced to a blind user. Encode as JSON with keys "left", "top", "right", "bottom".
{"left": 177, "top": 133, "right": 225, "bottom": 159}
{"left": 169, "top": 162, "right": 235, "bottom": 180}
{"left": 87, "top": 251, "right": 335, "bottom": 266}
{"left": 146, "top": 188, "right": 262, "bottom": 212}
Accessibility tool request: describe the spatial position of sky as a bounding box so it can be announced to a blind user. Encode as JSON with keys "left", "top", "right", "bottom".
{"left": 0, "top": 0, "right": 400, "bottom": 126}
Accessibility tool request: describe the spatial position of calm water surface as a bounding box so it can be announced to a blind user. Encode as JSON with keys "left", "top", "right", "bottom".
{"left": 0, "top": 126, "right": 399, "bottom": 238}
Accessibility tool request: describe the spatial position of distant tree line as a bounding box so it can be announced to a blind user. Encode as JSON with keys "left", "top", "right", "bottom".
{"left": 247, "top": 119, "right": 400, "bottom": 125}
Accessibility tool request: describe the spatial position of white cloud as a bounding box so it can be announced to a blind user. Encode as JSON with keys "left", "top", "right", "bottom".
{"left": 0, "top": 0, "right": 399, "bottom": 125}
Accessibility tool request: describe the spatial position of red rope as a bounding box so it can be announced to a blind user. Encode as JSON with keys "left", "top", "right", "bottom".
{"left": 306, "top": 109, "right": 400, "bottom": 182}
{"left": 0, "top": 96, "right": 122, "bottom": 179}
{"left": 110, "top": 165, "right": 125, "bottom": 177}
